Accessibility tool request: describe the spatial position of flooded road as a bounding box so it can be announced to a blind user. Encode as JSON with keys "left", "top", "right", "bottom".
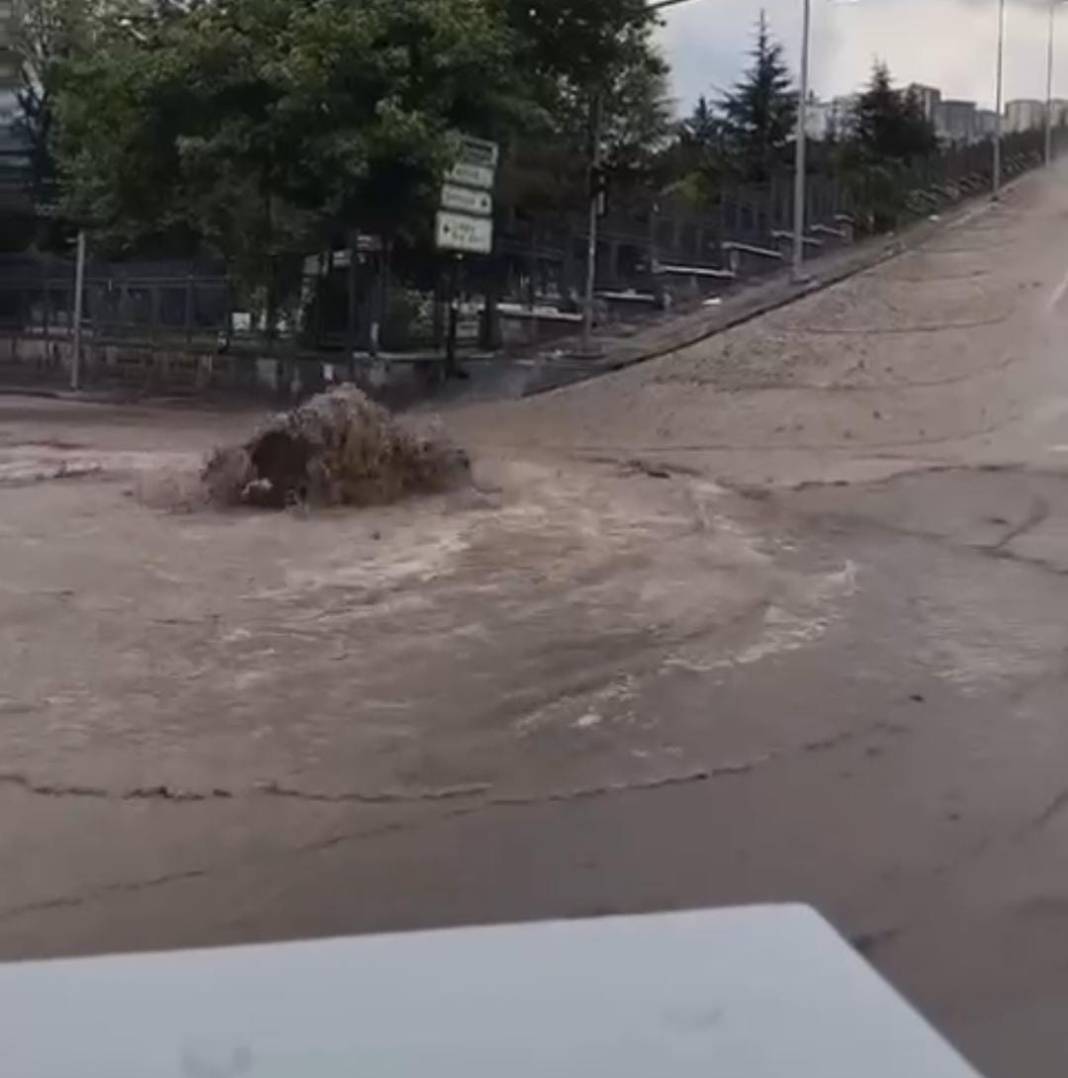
{"left": 5, "top": 171, "right": 1068, "bottom": 1077}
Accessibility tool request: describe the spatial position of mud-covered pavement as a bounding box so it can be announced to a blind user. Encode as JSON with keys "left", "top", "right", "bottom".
{"left": 6, "top": 172, "right": 1068, "bottom": 1078}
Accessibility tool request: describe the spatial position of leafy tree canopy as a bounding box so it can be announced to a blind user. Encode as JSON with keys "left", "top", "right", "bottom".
{"left": 499, "top": 0, "right": 656, "bottom": 98}
{"left": 13, "top": 0, "right": 136, "bottom": 206}
{"left": 495, "top": 0, "right": 672, "bottom": 213}
{"left": 53, "top": 0, "right": 519, "bottom": 307}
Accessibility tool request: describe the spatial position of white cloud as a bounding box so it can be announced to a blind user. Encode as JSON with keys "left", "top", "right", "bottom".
{"left": 658, "top": 0, "right": 1068, "bottom": 115}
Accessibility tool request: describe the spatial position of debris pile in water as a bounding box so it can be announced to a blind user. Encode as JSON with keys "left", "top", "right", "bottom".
{"left": 202, "top": 385, "right": 469, "bottom": 509}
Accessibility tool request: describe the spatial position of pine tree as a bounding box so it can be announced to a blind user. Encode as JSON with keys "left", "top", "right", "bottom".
{"left": 684, "top": 95, "right": 720, "bottom": 147}
{"left": 720, "top": 10, "right": 796, "bottom": 182}
{"left": 854, "top": 63, "right": 937, "bottom": 163}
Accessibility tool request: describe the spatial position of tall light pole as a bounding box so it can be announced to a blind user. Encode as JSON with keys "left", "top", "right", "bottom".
{"left": 793, "top": 0, "right": 812, "bottom": 281}
{"left": 993, "top": 0, "right": 1006, "bottom": 199}
{"left": 70, "top": 230, "right": 87, "bottom": 391}
{"left": 581, "top": 0, "right": 707, "bottom": 352}
{"left": 1046, "top": 0, "right": 1064, "bottom": 166}
{"left": 582, "top": 93, "right": 603, "bottom": 353}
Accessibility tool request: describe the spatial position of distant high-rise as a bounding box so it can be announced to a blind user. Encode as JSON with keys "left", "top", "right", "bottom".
{"left": 908, "top": 84, "right": 942, "bottom": 124}
{"left": 801, "top": 93, "right": 858, "bottom": 142}
{"left": 1005, "top": 99, "right": 1046, "bottom": 135}
{"left": 976, "top": 110, "right": 999, "bottom": 139}
{"left": 937, "top": 100, "right": 978, "bottom": 144}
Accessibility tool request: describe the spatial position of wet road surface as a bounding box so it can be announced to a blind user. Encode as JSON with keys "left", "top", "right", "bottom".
{"left": 5, "top": 171, "right": 1068, "bottom": 1077}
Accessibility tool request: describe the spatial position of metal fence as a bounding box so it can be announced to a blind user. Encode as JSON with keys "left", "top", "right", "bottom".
{"left": 0, "top": 128, "right": 1054, "bottom": 392}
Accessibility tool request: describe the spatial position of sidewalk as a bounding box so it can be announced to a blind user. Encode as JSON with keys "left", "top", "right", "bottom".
{"left": 470, "top": 195, "right": 1002, "bottom": 401}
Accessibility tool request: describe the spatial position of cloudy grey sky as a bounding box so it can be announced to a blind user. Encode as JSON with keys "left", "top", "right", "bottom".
{"left": 657, "top": 0, "right": 1068, "bottom": 115}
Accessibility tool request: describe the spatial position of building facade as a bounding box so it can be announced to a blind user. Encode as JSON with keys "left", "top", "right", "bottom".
{"left": 976, "top": 109, "right": 999, "bottom": 138}
{"left": 1005, "top": 99, "right": 1046, "bottom": 135}
{"left": 908, "top": 84, "right": 942, "bottom": 124}
{"left": 803, "top": 94, "right": 858, "bottom": 142}
{"left": 936, "top": 100, "right": 978, "bottom": 144}
{"left": 803, "top": 93, "right": 833, "bottom": 141}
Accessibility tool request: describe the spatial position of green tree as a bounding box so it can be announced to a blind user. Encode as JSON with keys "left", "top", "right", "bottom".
{"left": 53, "top": 0, "right": 518, "bottom": 320}
{"left": 650, "top": 95, "right": 729, "bottom": 209}
{"left": 600, "top": 47, "right": 674, "bottom": 178}
{"left": 495, "top": 1, "right": 672, "bottom": 217}
{"left": 841, "top": 63, "right": 937, "bottom": 234}
{"left": 500, "top": 0, "right": 657, "bottom": 104}
{"left": 12, "top": 0, "right": 128, "bottom": 208}
{"left": 684, "top": 95, "right": 721, "bottom": 148}
{"left": 720, "top": 10, "right": 796, "bottom": 182}
{"left": 853, "top": 62, "right": 937, "bottom": 163}
{"left": 504, "top": 2, "right": 668, "bottom": 163}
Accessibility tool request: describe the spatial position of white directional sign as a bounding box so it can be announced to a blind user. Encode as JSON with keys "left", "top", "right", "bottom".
{"left": 456, "top": 134, "right": 499, "bottom": 170}
{"left": 437, "top": 133, "right": 498, "bottom": 255}
{"left": 441, "top": 183, "right": 492, "bottom": 216}
{"left": 446, "top": 162, "right": 495, "bottom": 191}
{"left": 436, "top": 211, "right": 494, "bottom": 255}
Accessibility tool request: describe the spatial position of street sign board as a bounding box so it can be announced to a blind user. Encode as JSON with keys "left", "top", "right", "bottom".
{"left": 436, "top": 211, "right": 493, "bottom": 255}
{"left": 441, "top": 183, "right": 492, "bottom": 216}
{"left": 456, "top": 134, "right": 499, "bottom": 171}
{"left": 437, "top": 133, "right": 498, "bottom": 256}
{"left": 446, "top": 161, "right": 495, "bottom": 191}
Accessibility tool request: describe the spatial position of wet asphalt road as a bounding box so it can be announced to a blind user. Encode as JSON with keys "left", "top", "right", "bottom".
{"left": 5, "top": 171, "right": 1068, "bottom": 1078}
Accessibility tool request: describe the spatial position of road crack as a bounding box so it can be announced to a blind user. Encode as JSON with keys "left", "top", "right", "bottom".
{"left": 1029, "top": 787, "right": 1068, "bottom": 831}
{"left": 796, "top": 500, "right": 1068, "bottom": 581}
{"left": 0, "top": 720, "right": 876, "bottom": 816}
{"left": 992, "top": 496, "right": 1051, "bottom": 551}
{"left": 0, "top": 771, "right": 492, "bottom": 806}
{"left": 0, "top": 866, "right": 212, "bottom": 925}
{"left": 259, "top": 781, "right": 492, "bottom": 805}
{"left": 0, "top": 774, "right": 235, "bottom": 802}
{"left": 0, "top": 726, "right": 885, "bottom": 928}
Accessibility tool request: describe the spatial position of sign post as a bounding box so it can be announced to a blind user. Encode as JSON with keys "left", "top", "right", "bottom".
{"left": 70, "top": 229, "right": 87, "bottom": 391}
{"left": 436, "top": 135, "right": 498, "bottom": 376}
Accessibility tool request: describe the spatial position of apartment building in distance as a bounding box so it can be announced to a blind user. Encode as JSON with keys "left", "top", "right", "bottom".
{"left": 937, "top": 100, "right": 978, "bottom": 143}
{"left": 908, "top": 84, "right": 942, "bottom": 124}
{"left": 1050, "top": 99, "right": 1068, "bottom": 128}
{"left": 806, "top": 83, "right": 995, "bottom": 147}
{"left": 803, "top": 94, "right": 859, "bottom": 142}
{"left": 1005, "top": 99, "right": 1046, "bottom": 135}
{"left": 976, "top": 110, "right": 999, "bottom": 138}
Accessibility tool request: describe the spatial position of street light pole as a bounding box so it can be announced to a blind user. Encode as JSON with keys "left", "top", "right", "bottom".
{"left": 1046, "top": 0, "right": 1058, "bottom": 166}
{"left": 993, "top": 0, "right": 1005, "bottom": 199}
{"left": 580, "top": 0, "right": 707, "bottom": 353}
{"left": 70, "top": 229, "right": 87, "bottom": 392}
{"left": 581, "top": 93, "right": 603, "bottom": 354}
{"left": 793, "top": 0, "right": 812, "bottom": 281}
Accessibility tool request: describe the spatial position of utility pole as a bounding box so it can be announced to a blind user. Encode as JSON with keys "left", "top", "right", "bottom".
{"left": 582, "top": 93, "right": 603, "bottom": 354}
{"left": 994, "top": 0, "right": 1006, "bottom": 199}
{"left": 793, "top": 0, "right": 812, "bottom": 281}
{"left": 70, "top": 229, "right": 87, "bottom": 391}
